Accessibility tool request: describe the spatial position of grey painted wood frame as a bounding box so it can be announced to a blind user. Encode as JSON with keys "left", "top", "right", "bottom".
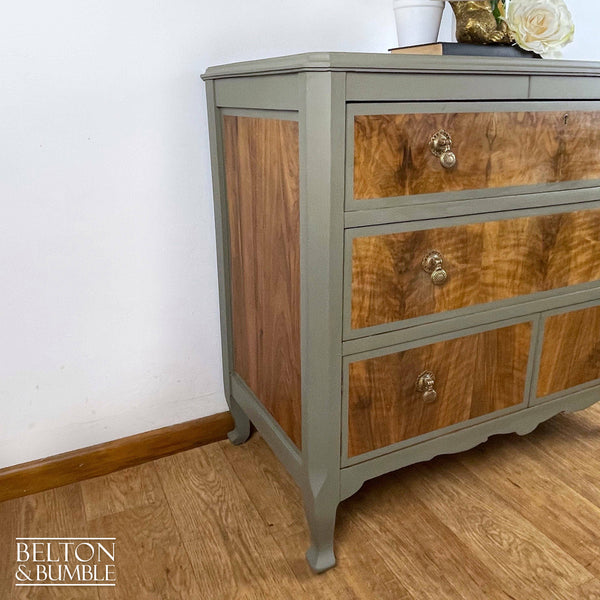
{"left": 203, "top": 53, "right": 600, "bottom": 574}
{"left": 202, "top": 52, "right": 600, "bottom": 80}
{"left": 215, "top": 74, "right": 300, "bottom": 110}
{"left": 231, "top": 374, "right": 303, "bottom": 482}
{"left": 296, "top": 70, "right": 347, "bottom": 573}
{"left": 204, "top": 80, "right": 237, "bottom": 426}
{"left": 346, "top": 72, "right": 529, "bottom": 101}
{"left": 344, "top": 186, "right": 600, "bottom": 228}
{"left": 531, "top": 76, "right": 600, "bottom": 99}
{"left": 203, "top": 52, "right": 600, "bottom": 103}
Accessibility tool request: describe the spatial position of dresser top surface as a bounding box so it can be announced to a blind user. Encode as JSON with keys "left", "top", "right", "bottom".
{"left": 202, "top": 51, "right": 600, "bottom": 80}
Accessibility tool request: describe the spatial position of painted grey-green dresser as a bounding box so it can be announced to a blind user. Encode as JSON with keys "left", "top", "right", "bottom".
{"left": 202, "top": 53, "right": 600, "bottom": 572}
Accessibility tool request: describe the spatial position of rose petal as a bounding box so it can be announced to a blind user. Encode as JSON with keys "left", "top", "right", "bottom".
{"left": 507, "top": 0, "right": 574, "bottom": 56}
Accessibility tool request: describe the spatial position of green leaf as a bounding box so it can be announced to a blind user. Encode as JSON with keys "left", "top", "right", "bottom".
{"left": 490, "top": 0, "right": 505, "bottom": 24}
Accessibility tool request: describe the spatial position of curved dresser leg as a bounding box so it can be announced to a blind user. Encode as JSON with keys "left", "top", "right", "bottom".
{"left": 227, "top": 396, "right": 251, "bottom": 445}
{"left": 302, "top": 486, "right": 339, "bottom": 573}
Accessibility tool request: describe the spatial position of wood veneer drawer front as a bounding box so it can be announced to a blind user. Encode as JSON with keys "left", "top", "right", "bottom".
{"left": 353, "top": 110, "right": 600, "bottom": 200}
{"left": 537, "top": 304, "right": 600, "bottom": 398}
{"left": 351, "top": 208, "right": 600, "bottom": 331}
{"left": 347, "top": 322, "right": 532, "bottom": 458}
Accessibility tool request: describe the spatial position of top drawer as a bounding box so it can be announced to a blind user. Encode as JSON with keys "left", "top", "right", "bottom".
{"left": 348, "top": 102, "right": 600, "bottom": 207}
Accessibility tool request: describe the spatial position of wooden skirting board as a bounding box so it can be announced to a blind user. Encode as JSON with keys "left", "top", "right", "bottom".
{"left": 0, "top": 411, "right": 233, "bottom": 502}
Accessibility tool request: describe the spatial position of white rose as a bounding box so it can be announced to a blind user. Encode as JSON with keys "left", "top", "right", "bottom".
{"left": 506, "top": 0, "right": 574, "bottom": 57}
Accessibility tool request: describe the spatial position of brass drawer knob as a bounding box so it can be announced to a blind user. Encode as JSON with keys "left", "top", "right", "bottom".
{"left": 430, "top": 129, "right": 456, "bottom": 169}
{"left": 422, "top": 250, "right": 448, "bottom": 285}
{"left": 416, "top": 371, "right": 437, "bottom": 403}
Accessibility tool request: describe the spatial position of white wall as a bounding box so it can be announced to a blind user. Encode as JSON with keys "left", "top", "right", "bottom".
{"left": 0, "top": 0, "right": 596, "bottom": 469}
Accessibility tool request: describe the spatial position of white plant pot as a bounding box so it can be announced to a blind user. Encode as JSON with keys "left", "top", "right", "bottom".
{"left": 393, "top": 0, "right": 445, "bottom": 47}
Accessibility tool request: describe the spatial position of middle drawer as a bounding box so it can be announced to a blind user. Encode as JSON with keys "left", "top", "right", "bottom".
{"left": 349, "top": 207, "right": 600, "bottom": 333}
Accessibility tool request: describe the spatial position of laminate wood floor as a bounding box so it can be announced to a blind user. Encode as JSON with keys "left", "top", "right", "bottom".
{"left": 2, "top": 403, "right": 600, "bottom": 599}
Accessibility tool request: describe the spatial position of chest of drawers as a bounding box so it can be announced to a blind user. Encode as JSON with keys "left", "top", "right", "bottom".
{"left": 202, "top": 53, "right": 600, "bottom": 572}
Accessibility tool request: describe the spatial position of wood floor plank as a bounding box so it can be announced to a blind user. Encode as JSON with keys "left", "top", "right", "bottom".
{"left": 279, "top": 520, "right": 418, "bottom": 600}
{"left": 343, "top": 524, "right": 462, "bottom": 600}
{"left": 1, "top": 530, "right": 17, "bottom": 600}
{"left": 9, "top": 583, "right": 98, "bottom": 600}
{"left": 81, "top": 462, "right": 163, "bottom": 520}
{"left": 532, "top": 408, "right": 600, "bottom": 451}
{"left": 1, "top": 406, "right": 599, "bottom": 599}
{"left": 222, "top": 434, "right": 305, "bottom": 536}
{"left": 88, "top": 502, "right": 200, "bottom": 599}
{"left": 458, "top": 432, "right": 600, "bottom": 578}
{"left": 3, "top": 484, "right": 98, "bottom": 600}
{"left": 520, "top": 412, "right": 600, "bottom": 507}
{"left": 271, "top": 508, "right": 415, "bottom": 600}
{"left": 395, "top": 457, "right": 593, "bottom": 600}
{"left": 332, "top": 512, "right": 415, "bottom": 600}
{"left": 275, "top": 531, "right": 367, "bottom": 600}
{"left": 225, "top": 436, "right": 412, "bottom": 600}
{"left": 18, "top": 484, "right": 89, "bottom": 538}
{"left": 155, "top": 442, "right": 304, "bottom": 600}
{"left": 338, "top": 542, "right": 414, "bottom": 599}
{"left": 579, "top": 578, "right": 600, "bottom": 599}
{"left": 341, "top": 474, "right": 515, "bottom": 600}
{"left": 0, "top": 499, "right": 20, "bottom": 584}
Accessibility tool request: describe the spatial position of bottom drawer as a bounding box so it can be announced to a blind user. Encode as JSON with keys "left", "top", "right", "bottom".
{"left": 537, "top": 303, "right": 600, "bottom": 400}
{"left": 346, "top": 321, "right": 533, "bottom": 459}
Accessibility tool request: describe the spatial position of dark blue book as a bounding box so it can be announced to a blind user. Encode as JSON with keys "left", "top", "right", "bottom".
{"left": 390, "top": 42, "right": 541, "bottom": 59}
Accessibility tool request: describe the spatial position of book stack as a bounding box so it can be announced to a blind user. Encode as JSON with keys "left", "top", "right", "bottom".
{"left": 390, "top": 42, "right": 540, "bottom": 59}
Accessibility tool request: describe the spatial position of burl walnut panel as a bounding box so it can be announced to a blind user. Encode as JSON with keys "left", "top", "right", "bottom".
{"left": 223, "top": 116, "right": 302, "bottom": 448}
{"left": 537, "top": 305, "right": 600, "bottom": 398}
{"left": 353, "top": 110, "right": 600, "bottom": 199}
{"left": 351, "top": 208, "right": 600, "bottom": 330}
{"left": 348, "top": 322, "right": 532, "bottom": 457}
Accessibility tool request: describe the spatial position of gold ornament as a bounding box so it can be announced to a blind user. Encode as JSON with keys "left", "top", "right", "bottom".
{"left": 451, "top": 1, "right": 514, "bottom": 45}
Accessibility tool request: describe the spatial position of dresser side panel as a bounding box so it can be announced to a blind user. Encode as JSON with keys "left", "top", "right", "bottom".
{"left": 223, "top": 115, "right": 302, "bottom": 448}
